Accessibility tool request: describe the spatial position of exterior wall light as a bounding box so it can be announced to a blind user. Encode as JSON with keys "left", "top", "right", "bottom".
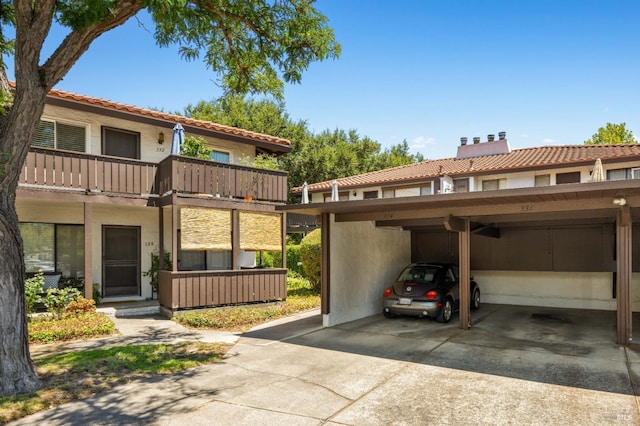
{"left": 158, "top": 131, "right": 165, "bottom": 144}
{"left": 613, "top": 196, "right": 627, "bottom": 206}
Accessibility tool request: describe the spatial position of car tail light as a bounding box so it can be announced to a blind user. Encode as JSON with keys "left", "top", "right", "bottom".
{"left": 383, "top": 288, "right": 392, "bottom": 297}
{"left": 426, "top": 290, "right": 438, "bottom": 300}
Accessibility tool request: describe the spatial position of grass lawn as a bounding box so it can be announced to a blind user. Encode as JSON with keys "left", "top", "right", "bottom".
{"left": 0, "top": 342, "right": 230, "bottom": 424}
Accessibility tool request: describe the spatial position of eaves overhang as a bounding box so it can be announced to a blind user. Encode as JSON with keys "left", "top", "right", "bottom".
{"left": 278, "top": 179, "right": 640, "bottom": 224}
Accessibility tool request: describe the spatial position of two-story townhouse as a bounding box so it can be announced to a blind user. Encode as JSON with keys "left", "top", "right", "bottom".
{"left": 17, "top": 87, "right": 290, "bottom": 312}
{"left": 282, "top": 132, "right": 640, "bottom": 345}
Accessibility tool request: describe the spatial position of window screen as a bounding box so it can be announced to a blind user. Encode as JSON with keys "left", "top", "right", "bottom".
{"left": 32, "top": 121, "right": 55, "bottom": 148}
{"left": 210, "top": 150, "right": 230, "bottom": 163}
{"left": 57, "top": 123, "right": 86, "bottom": 152}
{"left": 31, "top": 120, "right": 85, "bottom": 152}
{"left": 556, "top": 171, "right": 581, "bottom": 184}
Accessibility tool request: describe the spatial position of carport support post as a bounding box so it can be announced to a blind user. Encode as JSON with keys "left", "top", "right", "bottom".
{"left": 616, "top": 206, "right": 632, "bottom": 345}
{"left": 445, "top": 215, "right": 471, "bottom": 329}
{"left": 458, "top": 217, "right": 471, "bottom": 330}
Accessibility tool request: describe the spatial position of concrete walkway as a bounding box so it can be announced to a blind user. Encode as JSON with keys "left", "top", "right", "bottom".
{"left": 15, "top": 306, "right": 640, "bottom": 425}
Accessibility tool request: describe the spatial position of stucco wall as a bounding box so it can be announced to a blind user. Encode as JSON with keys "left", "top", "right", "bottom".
{"left": 473, "top": 270, "right": 640, "bottom": 311}
{"left": 325, "top": 218, "right": 411, "bottom": 326}
{"left": 42, "top": 104, "right": 255, "bottom": 164}
{"left": 17, "top": 199, "right": 158, "bottom": 300}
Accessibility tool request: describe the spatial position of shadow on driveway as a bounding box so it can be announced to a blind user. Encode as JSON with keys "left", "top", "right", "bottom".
{"left": 242, "top": 304, "right": 640, "bottom": 397}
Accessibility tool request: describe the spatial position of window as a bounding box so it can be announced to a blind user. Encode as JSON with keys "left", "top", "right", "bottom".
{"left": 420, "top": 183, "right": 433, "bottom": 196}
{"left": 556, "top": 171, "right": 580, "bottom": 184}
{"left": 20, "top": 223, "right": 84, "bottom": 277}
{"left": 633, "top": 168, "right": 640, "bottom": 179}
{"left": 210, "top": 150, "right": 230, "bottom": 163}
{"left": 102, "top": 127, "right": 140, "bottom": 159}
{"left": 453, "top": 178, "right": 469, "bottom": 193}
{"left": 363, "top": 190, "right": 379, "bottom": 199}
{"left": 323, "top": 192, "right": 349, "bottom": 202}
{"left": 607, "top": 168, "right": 630, "bottom": 181}
{"left": 177, "top": 230, "right": 232, "bottom": 271}
{"left": 535, "top": 174, "right": 551, "bottom": 187}
{"left": 482, "top": 178, "right": 507, "bottom": 191}
{"left": 32, "top": 120, "right": 86, "bottom": 152}
{"left": 382, "top": 189, "right": 395, "bottom": 198}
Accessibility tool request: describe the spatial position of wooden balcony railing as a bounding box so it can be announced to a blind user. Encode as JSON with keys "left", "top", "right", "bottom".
{"left": 158, "top": 268, "right": 287, "bottom": 310}
{"left": 156, "top": 155, "right": 287, "bottom": 202}
{"left": 21, "top": 147, "right": 158, "bottom": 194}
{"left": 20, "top": 148, "right": 288, "bottom": 202}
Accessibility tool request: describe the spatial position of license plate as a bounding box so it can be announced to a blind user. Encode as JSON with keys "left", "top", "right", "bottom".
{"left": 397, "top": 298, "right": 412, "bottom": 305}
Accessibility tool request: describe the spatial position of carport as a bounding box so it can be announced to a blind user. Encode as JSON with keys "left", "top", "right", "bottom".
{"left": 279, "top": 179, "right": 640, "bottom": 345}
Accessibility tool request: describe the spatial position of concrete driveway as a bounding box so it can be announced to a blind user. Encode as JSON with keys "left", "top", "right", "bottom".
{"left": 13, "top": 304, "right": 640, "bottom": 425}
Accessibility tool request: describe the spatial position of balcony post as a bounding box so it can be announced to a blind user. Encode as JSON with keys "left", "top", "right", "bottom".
{"left": 232, "top": 209, "right": 240, "bottom": 269}
{"left": 84, "top": 202, "right": 93, "bottom": 300}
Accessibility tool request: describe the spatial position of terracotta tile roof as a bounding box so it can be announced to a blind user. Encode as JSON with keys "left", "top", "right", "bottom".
{"left": 297, "top": 144, "right": 640, "bottom": 192}
{"left": 45, "top": 86, "right": 291, "bottom": 149}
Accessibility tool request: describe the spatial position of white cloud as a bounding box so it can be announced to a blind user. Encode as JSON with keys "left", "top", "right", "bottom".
{"left": 520, "top": 134, "right": 529, "bottom": 138}
{"left": 410, "top": 136, "right": 436, "bottom": 149}
{"left": 542, "top": 138, "right": 556, "bottom": 144}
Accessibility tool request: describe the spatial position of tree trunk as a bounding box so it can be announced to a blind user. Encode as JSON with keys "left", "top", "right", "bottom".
{"left": 0, "top": 197, "right": 41, "bottom": 395}
{"left": 0, "top": 83, "right": 48, "bottom": 395}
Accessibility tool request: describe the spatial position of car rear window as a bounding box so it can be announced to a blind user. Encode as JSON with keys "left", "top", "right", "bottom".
{"left": 397, "top": 266, "right": 440, "bottom": 283}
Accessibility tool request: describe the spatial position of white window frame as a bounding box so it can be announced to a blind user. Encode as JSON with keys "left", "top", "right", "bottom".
{"left": 35, "top": 118, "right": 89, "bottom": 152}
{"left": 631, "top": 167, "right": 640, "bottom": 179}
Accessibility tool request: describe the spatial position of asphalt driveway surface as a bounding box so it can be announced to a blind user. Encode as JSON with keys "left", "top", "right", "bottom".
{"left": 12, "top": 305, "right": 640, "bottom": 425}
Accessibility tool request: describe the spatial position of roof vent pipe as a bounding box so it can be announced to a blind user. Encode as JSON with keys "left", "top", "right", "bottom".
{"left": 460, "top": 137, "right": 468, "bottom": 146}
{"left": 473, "top": 137, "right": 481, "bottom": 144}
{"left": 499, "top": 131, "right": 506, "bottom": 140}
{"left": 487, "top": 134, "right": 495, "bottom": 142}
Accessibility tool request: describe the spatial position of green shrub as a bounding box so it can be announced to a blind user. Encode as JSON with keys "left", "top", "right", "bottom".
{"left": 43, "top": 287, "right": 81, "bottom": 319}
{"left": 261, "top": 245, "right": 303, "bottom": 275}
{"left": 25, "top": 273, "right": 44, "bottom": 315}
{"left": 300, "top": 229, "right": 321, "bottom": 292}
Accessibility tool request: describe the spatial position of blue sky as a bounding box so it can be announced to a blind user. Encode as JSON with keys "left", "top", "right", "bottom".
{"left": 7, "top": 0, "right": 640, "bottom": 159}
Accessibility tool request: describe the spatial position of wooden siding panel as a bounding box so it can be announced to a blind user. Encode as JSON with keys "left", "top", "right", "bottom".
{"left": 157, "top": 270, "right": 287, "bottom": 311}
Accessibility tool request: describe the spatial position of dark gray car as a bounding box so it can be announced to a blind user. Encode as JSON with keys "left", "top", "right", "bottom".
{"left": 382, "top": 262, "right": 480, "bottom": 322}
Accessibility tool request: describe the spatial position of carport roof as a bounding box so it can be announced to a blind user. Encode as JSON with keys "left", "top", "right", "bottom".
{"left": 279, "top": 179, "right": 640, "bottom": 228}
{"left": 293, "top": 144, "right": 640, "bottom": 193}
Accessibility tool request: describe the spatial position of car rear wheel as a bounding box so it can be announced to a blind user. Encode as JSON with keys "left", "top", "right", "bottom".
{"left": 471, "top": 288, "right": 480, "bottom": 311}
{"left": 437, "top": 298, "right": 453, "bottom": 323}
{"left": 383, "top": 309, "right": 397, "bottom": 319}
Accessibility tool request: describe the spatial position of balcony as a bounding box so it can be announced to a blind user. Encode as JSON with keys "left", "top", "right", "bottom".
{"left": 20, "top": 147, "right": 288, "bottom": 203}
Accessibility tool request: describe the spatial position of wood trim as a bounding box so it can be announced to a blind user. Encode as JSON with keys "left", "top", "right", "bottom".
{"left": 171, "top": 204, "right": 178, "bottom": 272}
{"left": 281, "top": 212, "right": 287, "bottom": 269}
{"left": 84, "top": 203, "right": 93, "bottom": 299}
{"left": 616, "top": 209, "right": 632, "bottom": 345}
{"left": 232, "top": 209, "right": 240, "bottom": 270}
{"left": 321, "top": 213, "right": 331, "bottom": 315}
{"left": 458, "top": 218, "right": 471, "bottom": 330}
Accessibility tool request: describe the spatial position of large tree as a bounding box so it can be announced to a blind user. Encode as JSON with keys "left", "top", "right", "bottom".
{"left": 584, "top": 122, "right": 636, "bottom": 145}
{"left": 185, "top": 96, "right": 424, "bottom": 201}
{"left": 0, "top": 0, "right": 339, "bottom": 396}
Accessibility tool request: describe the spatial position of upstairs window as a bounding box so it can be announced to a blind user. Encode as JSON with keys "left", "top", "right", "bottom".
{"left": 482, "top": 178, "right": 507, "bottom": 191}
{"left": 363, "top": 190, "right": 379, "bottom": 199}
{"left": 556, "top": 171, "right": 580, "bottom": 184}
{"left": 534, "top": 174, "right": 551, "bottom": 187}
{"left": 607, "top": 168, "right": 630, "bottom": 181}
{"left": 32, "top": 120, "right": 86, "bottom": 152}
{"left": 210, "top": 150, "right": 230, "bottom": 163}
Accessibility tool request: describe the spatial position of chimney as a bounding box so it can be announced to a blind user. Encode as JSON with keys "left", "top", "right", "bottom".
{"left": 460, "top": 137, "right": 468, "bottom": 146}
{"left": 498, "top": 131, "right": 506, "bottom": 140}
{"left": 473, "top": 137, "right": 481, "bottom": 144}
{"left": 487, "top": 134, "right": 495, "bottom": 142}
